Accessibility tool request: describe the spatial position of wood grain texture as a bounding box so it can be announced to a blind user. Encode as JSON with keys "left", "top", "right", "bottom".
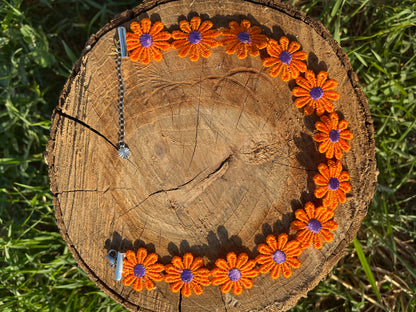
{"left": 46, "top": 0, "right": 377, "bottom": 311}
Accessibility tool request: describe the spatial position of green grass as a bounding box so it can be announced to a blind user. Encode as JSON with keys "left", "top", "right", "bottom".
{"left": 1, "top": 0, "right": 415, "bottom": 311}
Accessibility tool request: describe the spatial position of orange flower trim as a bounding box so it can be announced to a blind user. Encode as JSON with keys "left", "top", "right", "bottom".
{"left": 220, "top": 20, "right": 268, "bottom": 59}
{"left": 171, "top": 16, "right": 220, "bottom": 61}
{"left": 262, "top": 37, "right": 307, "bottom": 81}
{"left": 115, "top": 15, "right": 356, "bottom": 296}
{"left": 126, "top": 18, "right": 171, "bottom": 64}
{"left": 291, "top": 202, "right": 338, "bottom": 249}
{"left": 314, "top": 159, "right": 352, "bottom": 210}
{"left": 313, "top": 112, "right": 354, "bottom": 160}
{"left": 122, "top": 248, "right": 164, "bottom": 291}
{"left": 256, "top": 233, "right": 302, "bottom": 278}
{"left": 292, "top": 70, "right": 340, "bottom": 116}
{"left": 211, "top": 252, "right": 259, "bottom": 295}
{"left": 164, "top": 253, "right": 211, "bottom": 297}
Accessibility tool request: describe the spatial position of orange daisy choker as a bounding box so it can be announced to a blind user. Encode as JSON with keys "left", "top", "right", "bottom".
{"left": 108, "top": 16, "right": 353, "bottom": 298}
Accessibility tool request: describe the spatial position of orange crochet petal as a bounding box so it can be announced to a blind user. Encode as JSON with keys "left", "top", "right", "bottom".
{"left": 269, "top": 62, "right": 284, "bottom": 78}
{"left": 211, "top": 275, "right": 229, "bottom": 286}
{"left": 281, "top": 262, "right": 293, "bottom": 278}
{"left": 189, "top": 44, "right": 200, "bottom": 61}
{"left": 236, "top": 43, "right": 249, "bottom": 59}
{"left": 291, "top": 219, "right": 306, "bottom": 231}
{"left": 177, "top": 43, "right": 192, "bottom": 58}
{"left": 270, "top": 263, "right": 282, "bottom": 279}
{"left": 319, "top": 140, "right": 331, "bottom": 154}
{"left": 190, "top": 257, "right": 204, "bottom": 271}
{"left": 144, "top": 277, "right": 155, "bottom": 290}
{"left": 266, "top": 234, "right": 278, "bottom": 251}
{"left": 338, "top": 171, "right": 351, "bottom": 182}
{"left": 123, "top": 274, "right": 136, "bottom": 286}
{"left": 236, "top": 253, "right": 249, "bottom": 269}
{"left": 294, "top": 96, "right": 313, "bottom": 110}
{"left": 258, "top": 243, "right": 273, "bottom": 255}
{"left": 164, "top": 273, "right": 181, "bottom": 283}
{"left": 136, "top": 248, "right": 147, "bottom": 264}
{"left": 240, "top": 277, "right": 254, "bottom": 289}
{"left": 140, "top": 18, "right": 151, "bottom": 34}
{"left": 314, "top": 173, "right": 329, "bottom": 186}
{"left": 221, "top": 280, "right": 233, "bottom": 293}
{"left": 192, "top": 282, "right": 204, "bottom": 295}
{"left": 322, "top": 79, "right": 338, "bottom": 91}
{"left": 179, "top": 20, "right": 191, "bottom": 33}
{"left": 322, "top": 220, "right": 338, "bottom": 231}
{"left": 182, "top": 253, "right": 193, "bottom": 269}
{"left": 182, "top": 283, "right": 192, "bottom": 297}
{"left": 150, "top": 21, "right": 164, "bottom": 36}
{"left": 315, "top": 186, "right": 328, "bottom": 198}
{"left": 259, "top": 260, "right": 275, "bottom": 273}
{"left": 153, "top": 31, "right": 171, "bottom": 42}
{"left": 139, "top": 47, "right": 151, "bottom": 65}
{"left": 294, "top": 208, "right": 309, "bottom": 224}
{"left": 312, "top": 234, "right": 323, "bottom": 249}
{"left": 286, "top": 257, "right": 301, "bottom": 269}
{"left": 170, "top": 281, "right": 183, "bottom": 293}
{"left": 132, "top": 277, "right": 143, "bottom": 291}
{"left": 215, "top": 258, "right": 230, "bottom": 271}
{"left": 125, "top": 250, "right": 137, "bottom": 265}
{"left": 143, "top": 252, "right": 157, "bottom": 266}
{"left": 172, "top": 256, "right": 184, "bottom": 270}
{"left": 172, "top": 31, "right": 188, "bottom": 40}
{"left": 199, "top": 20, "right": 213, "bottom": 33}
{"left": 130, "top": 21, "right": 142, "bottom": 35}
{"left": 150, "top": 46, "right": 163, "bottom": 62}
{"left": 233, "top": 281, "right": 243, "bottom": 295}
{"left": 304, "top": 202, "right": 316, "bottom": 219}
{"left": 189, "top": 16, "right": 201, "bottom": 31}
{"left": 320, "top": 229, "right": 334, "bottom": 243}
{"left": 288, "top": 40, "right": 300, "bottom": 53}
{"left": 227, "top": 252, "right": 237, "bottom": 268}
{"left": 277, "top": 233, "right": 289, "bottom": 250}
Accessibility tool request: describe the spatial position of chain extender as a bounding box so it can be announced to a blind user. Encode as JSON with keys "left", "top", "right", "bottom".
{"left": 116, "top": 27, "right": 130, "bottom": 159}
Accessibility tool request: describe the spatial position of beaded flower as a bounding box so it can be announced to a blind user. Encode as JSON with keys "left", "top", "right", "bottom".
{"left": 256, "top": 233, "right": 302, "bottom": 279}
{"left": 164, "top": 253, "right": 211, "bottom": 297}
{"left": 291, "top": 202, "right": 338, "bottom": 249}
{"left": 313, "top": 112, "right": 353, "bottom": 160}
{"left": 122, "top": 248, "right": 164, "bottom": 291}
{"left": 262, "top": 37, "right": 307, "bottom": 81}
{"left": 314, "top": 160, "right": 351, "bottom": 210}
{"left": 211, "top": 252, "right": 259, "bottom": 295}
{"left": 171, "top": 16, "right": 220, "bottom": 61}
{"left": 220, "top": 20, "right": 268, "bottom": 59}
{"left": 292, "top": 70, "right": 340, "bottom": 116}
{"left": 126, "top": 18, "right": 171, "bottom": 65}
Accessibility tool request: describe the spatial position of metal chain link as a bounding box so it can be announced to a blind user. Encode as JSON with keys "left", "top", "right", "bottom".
{"left": 115, "top": 40, "right": 130, "bottom": 159}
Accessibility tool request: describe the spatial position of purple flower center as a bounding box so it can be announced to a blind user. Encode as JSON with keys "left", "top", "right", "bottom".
{"left": 279, "top": 51, "right": 292, "bottom": 65}
{"left": 237, "top": 31, "right": 251, "bottom": 43}
{"left": 189, "top": 31, "right": 202, "bottom": 44}
{"left": 180, "top": 269, "right": 194, "bottom": 283}
{"left": 140, "top": 33, "right": 153, "bottom": 47}
{"left": 328, "top": 177, "right": 340, "bottom": 191}
{"left": 307, "top": 219, "right": 322, "bottom": 233}
{"left": 272, "top": 250, "right": 286, "bottom": 264}
{"left": 329, "top": 129, "right": 341, "bottom": 143}
{"left": 133, "top": 264, "right": 146, "bottom": 278}
{"left": 310, "top": 87, "right": 324, "bottom": 100}
{"left": 228, "top": 268, "right": 241, "bottom": 281}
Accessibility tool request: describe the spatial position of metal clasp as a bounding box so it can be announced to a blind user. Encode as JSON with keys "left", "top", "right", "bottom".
{"left": 106, "top": 249, "right": 125, "bottom": 281}
{"left": 117, "top": 27, "right": 128, "bottom": 58}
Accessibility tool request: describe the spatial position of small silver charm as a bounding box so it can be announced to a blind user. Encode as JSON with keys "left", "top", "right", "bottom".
{"left": 106, "top": 249, "right": 125, "bottom": 281}
{"left": 118, "top": 146, "right": 130, "bottom": 159}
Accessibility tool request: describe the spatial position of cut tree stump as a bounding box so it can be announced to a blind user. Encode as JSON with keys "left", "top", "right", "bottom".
{"left": 46, "top": 0, "right": 377, "bottom": 311}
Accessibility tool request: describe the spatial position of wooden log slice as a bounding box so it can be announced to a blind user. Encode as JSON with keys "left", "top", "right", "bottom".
{"left": 46, "top": 0, "right": 377, "bottom": 311}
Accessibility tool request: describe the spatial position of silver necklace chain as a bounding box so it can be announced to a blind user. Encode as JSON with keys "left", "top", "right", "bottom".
{"left": 115, "top": 32, "right": 130, "bottom": 159}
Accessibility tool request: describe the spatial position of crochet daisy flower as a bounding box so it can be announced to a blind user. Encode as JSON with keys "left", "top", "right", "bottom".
{"left": 211, "top": 252, "right": 259, "bottom": 295}
{"left": 313, "top": 112, "right": 353, "bottom": 159}
{"left": 292, "top": 70, "right": 340, "bottom": 116}
{"left": 126, "top": 18, "right": 171, "bottom": 64}
{"left": 172, "top": 16, "right": 220, "bottom": 61}
{"left": 256, "top": 233, "right": 302, "bottom": 279}
{"left": 122, "top": 248, "right": 164, "bottom": 291}
{"left": 314, "top": 159, "right": 351, "bottom": 209}
{"left": 220, "top": 20, "right": 268, "bottom": 59}
{"left": 262, "top": 37, "right": 307, "bottom": 81}
{"left": 291, "top": 202, "right": 338, "bottom": 249}
{"left": 164, "top": 253, "right": 210, "bottom": 297}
